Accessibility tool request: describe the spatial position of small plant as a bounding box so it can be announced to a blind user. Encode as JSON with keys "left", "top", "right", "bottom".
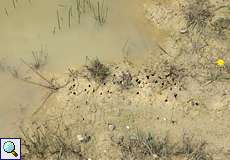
{"left": 216, "top": 59, "right": 225, "bottom": 67}
{"left": 116, "top": 71, "right": 133, "bottom": 89}
{"left": 30, "top": 48, "right": 48, "bottom": 70}
{"left": 203, "top": 57, "right": 230, "bottom": 85}
{"left": 85, "top": 58, "right": 110, "bottom": 83}
{"left": 76, "top": 0, "right": 82, "bottom": 24}
{"left": 91, "top": 0, "right": 109, "bottom": 25}
{"left": 183, "top": 0, "right": 214, "bottom": 33}
{"left": 164, "top": 64, "right": 186, "bottom": 81}
{"left": 154, "top": 60, "right": 187, "bottom": 90}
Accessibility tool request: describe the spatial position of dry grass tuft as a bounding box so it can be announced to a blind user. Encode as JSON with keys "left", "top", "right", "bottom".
{"left": 212, "top": 17, "right": 230, "bottom": 36}
{"left": 183, "top": 0, "right": 214, "bottom": 33}
{"left": 118, "top": 132, "right": 174, "bottom": 160}
{"left": 20, "top": 122, "right": 88, "bottom": 160}
{"left": 176, "top": 134, "right": 213, "bottom": 160}
{"left": 117, "top": 131, "right": 212, "bottom": 160}
{"left": 116, "top": 70, "right": 134, "bottom": 90}
{"left": 85, "top": 57, "right": 110, "bottom": 83}
{"left": 151, "top": 60, "right": 187, "bottom": 91}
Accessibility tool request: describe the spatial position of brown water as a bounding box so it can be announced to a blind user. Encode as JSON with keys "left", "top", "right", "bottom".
{"left": 0, "top": 0, "right": 160, "bottom": 136}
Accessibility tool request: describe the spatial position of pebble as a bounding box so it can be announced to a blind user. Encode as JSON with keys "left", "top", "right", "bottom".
{"left": 77, "top": 135, "right": 85, "bottom": 142}
{"left": 191, "top": 101, "right": 199, "bottom": 106}
{"left": 129, "top": 135, "right": 138, "bottom": 140}
{"left": 111, "top": 135, "right": 124, "bottom": 144}
{"left": 153, "top": 154, "right": 159, "bottom": 159}
{"left": 108, "top": 123, "right": 116, "bottom": 131}
{"left": 77, "top": 134, "right": 91, "bottom": 143}
{"left": 180, "top": 27, "right": 188, "bottom": 34}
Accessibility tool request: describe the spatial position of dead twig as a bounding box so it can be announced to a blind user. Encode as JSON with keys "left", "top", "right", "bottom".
{"left": 21, "top": 59, "right": 56, "bottom": 89}
{"left": 32, "top": 91, "right": 55, "bottom": 116}
{"left": 17, "top": 59, "right": 70, "bottom": 115}
{"left": 156, "top": 43, "right": 173, "bottom": 58}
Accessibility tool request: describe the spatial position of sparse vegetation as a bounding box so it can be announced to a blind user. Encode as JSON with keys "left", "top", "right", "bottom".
{"left": 55, "top": 0, "right": 109, "bottom": 31}
{"left": 118, "top": 132, "right": 173, "bottom": 160}
{"left": 178, "top": 134, "right": 212, "bottom": 160}
{"left": 20, "top": 122, "right": 87, "bottom": 160}
{"left": 117, "top": 131, "right": 212, "bottom": 160}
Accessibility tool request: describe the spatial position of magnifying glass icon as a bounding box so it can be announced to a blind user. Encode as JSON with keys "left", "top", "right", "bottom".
{"left": 3, "top": 141, "right": 18, "bottom": 157}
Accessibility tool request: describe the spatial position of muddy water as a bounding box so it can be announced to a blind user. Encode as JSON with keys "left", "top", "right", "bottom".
{"left": 0, "top": 0, "right": 153, "bottom": 71}
{"left": 0, "top": 0, "right": 157, "bottom": 136}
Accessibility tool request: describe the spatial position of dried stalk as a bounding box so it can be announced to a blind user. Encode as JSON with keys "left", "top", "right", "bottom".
{"left": 18, "top": 59, "right": 70, "bottom": 115}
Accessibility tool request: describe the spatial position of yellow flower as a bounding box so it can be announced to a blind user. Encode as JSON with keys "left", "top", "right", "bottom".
{"left": 216, "top": 59, "right": 225, "bottom": 67}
